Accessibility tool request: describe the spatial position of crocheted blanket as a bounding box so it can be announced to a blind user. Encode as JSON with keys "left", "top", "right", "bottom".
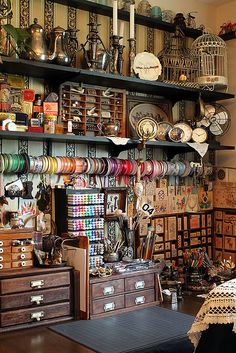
{"left": 188, "top": 278, "right": 236, "bottom": 349}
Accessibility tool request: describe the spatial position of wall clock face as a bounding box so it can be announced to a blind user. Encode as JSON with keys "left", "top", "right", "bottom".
{"left": 168, "top": 127, "right": 184, "bottom": 142}
{"left": 136, "top": 117, "right": 158, "bottom": 140}
{"left": 156, "top": 122, "right": 173, "bottom": 141}
{"left": 192, "top": 127, "right": 208, "bottom": 143}
{"left": 174, "top": 122, "right": 192, "bottom": 143}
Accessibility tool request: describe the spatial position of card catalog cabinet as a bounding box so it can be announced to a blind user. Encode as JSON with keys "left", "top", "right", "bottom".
{"left": 0, "top": 266, "right": 76, "bottom": 332}
{"left": 89, "top": 267, "right": 161, "bottom": 319}
{"left": 0, "top": 229, "right": 34, "bottom": 271}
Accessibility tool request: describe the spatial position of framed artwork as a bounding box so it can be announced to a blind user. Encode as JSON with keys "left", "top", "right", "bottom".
{"left": 126, "top": 95, "right": 172, "bottom": 138}
{"left": 103, "top": 187, "right": 127, "bottom": 219}
{"left": 215, "top": 220, "right": 223, "bottom": 234}
{"left": 155, "top": 217, "right": 164, "bottom": 233}
{"left": 215, "top": 210, "right": 223, "bottom": 219}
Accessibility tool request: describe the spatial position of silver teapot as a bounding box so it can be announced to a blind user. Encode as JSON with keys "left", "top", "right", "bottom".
{"left": 48, "top": 26, "right": 71, "bottom": 66}
{"left": 97, "top": 121, "right": 120, "bottom": 137}
{"left": 26, "top": 18, "right": 48, "bottom": 61}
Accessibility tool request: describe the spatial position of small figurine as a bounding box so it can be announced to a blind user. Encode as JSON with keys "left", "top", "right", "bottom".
{"left": 0, "top": 196, "right": 8, "bottom": 228}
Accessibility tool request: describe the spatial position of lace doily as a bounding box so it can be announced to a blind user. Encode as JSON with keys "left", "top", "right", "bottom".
{"left": 188, "top": 279, "right": 236, "bottom": 349}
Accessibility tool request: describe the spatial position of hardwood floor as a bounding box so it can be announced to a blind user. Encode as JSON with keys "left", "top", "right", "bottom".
{"left": 0, "top": 295, "right": 203, "bottom": 353}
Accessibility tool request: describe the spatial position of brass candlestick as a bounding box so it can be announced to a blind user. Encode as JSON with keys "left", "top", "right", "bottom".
{"left": 117, "top": 44, "right": 125, "bottom": 75}
{"left": 110, "top": 35, "right": 125, "bottom": 75}
{"left": 128, "top": 38, "right": 136, "bottom": 77}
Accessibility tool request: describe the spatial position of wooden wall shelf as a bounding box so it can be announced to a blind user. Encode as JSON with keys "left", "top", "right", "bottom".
{"left": 51, "top": 0, "right": 202, "bottom": 39}
{"left": 0, "top": 57, "right": 234, "bottom": 104}
{"left": 0, "top": 131, "right": 234, "bottom": 158}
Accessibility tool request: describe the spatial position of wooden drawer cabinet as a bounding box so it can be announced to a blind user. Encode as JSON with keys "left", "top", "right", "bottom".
{"left": 0, "top": 229, "right": 34, "bottom": 270}
{"left": 90, "top": 267, "right": 161, "bottom": 319}
{"left": 0, "top": 266, "right": 76, "bottom": 332}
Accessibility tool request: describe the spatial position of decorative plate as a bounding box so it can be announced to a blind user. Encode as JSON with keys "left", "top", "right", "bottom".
{"left": 133, "top": 52, "right": 162, "bottom": 81}
{"left": 136, "top": 117, "right": 158, "bottom": 140}
{"left": 129, "top": 103, "right": 169, "bottom": 138}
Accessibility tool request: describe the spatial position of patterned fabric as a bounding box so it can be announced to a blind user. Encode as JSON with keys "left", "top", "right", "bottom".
{"left": 188, "top": 279, "right": 236, "bottom": 349}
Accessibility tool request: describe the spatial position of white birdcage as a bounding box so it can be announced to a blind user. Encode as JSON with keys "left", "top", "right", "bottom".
{"left": 191, "top": 33, "right": 228, "bottom": 90}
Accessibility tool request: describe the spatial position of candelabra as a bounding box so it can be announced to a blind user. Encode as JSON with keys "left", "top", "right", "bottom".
{"left": 128, "top": 38, "right": 136, "bottom": 77}
{"left": 81, "top": 22, "right": 111, "bottom": 72}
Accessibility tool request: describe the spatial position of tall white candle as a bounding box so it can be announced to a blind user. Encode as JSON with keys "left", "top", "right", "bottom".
{"left": 130, "top": 3, "right": 135, "bottom": 39}
{"left": 119, "top": 21, "right": 125, "bottom": 44}
{"left": 113, "top": 0, "right": 118, "bottom": 36}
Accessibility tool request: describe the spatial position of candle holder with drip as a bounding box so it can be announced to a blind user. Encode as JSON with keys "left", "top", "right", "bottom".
{"left": 81, "top": 22, "right": 112, "bottom": 72}
{"left": 110, "top": 35, "right": 125, "bottom": 75}
{"left": 128, "top": 38, "right": 136, "bottom": 77}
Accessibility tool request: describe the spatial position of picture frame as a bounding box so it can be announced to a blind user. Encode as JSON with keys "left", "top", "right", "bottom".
{"left": 103, "top": 187, "right": 127, "bottom": 219}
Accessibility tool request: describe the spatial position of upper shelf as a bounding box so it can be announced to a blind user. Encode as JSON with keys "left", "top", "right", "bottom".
{"left": 0, "top": 56, "right": 234, "bottom": 104}
{"left": 51, "top": 0, "right": 202, "bottom": 39}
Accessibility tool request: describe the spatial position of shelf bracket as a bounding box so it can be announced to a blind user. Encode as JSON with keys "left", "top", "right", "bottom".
{"left": 108, "top": 141, "right": 138, "bottom": 157}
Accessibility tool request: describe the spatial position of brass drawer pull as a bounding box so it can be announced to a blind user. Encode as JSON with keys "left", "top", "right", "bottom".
{"left": 103, "top": 285, "right": 114, "bottom": 296}
{"left": 104, "top": 302, "right": 115, "bottom": 312}
{"left": 135, "top": 296, "right": 145, "bottom": 305}
{"left": 135, "top": 280, "right": 145, "bottom": 290}
{"left": 31, "top": 294, "right": 44, "bottom": 305}
{"left": 30, "top": 279, "right": 45, "bottom": 289}
{"left": 31, "top": 311, "right": 44, "bottom": 321}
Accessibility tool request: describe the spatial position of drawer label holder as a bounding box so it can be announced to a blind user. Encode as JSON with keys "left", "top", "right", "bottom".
{"left": 30, "top": 294, "right": 44, "bottom": 305}
{"left": 31, "top": 311, "right": 45, "bottom": 321}
{"left": 103, "top": 286, "right": 114, "bottom": 296}
{"left": 104, "top": 302, "right": 115, "bottom": 312}
{"left": 30, "top": 279, "right": 45, "bottom": 289}
{"left": 135, "top": 296, "right": 145, "bottom": 305}
{"left": 135, "top": 280, "right": 145, "bottom": 290}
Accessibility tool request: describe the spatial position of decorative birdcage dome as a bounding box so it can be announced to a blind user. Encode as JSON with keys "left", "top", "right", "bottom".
{"left": 191, "top": 33, "right": 228, "bottom": 90}
{"left": 157, "top": 13, "right": 199, "bottom": 87}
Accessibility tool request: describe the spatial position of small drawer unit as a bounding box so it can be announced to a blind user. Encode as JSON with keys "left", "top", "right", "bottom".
{"left": 89, "top": 268, "right": 161, "bottom": 319}
{"left": 0, "top": 266, "right": 75, "bottom": 332}
{"left": 0, "top": 229, "right": 34, "bottom": 270}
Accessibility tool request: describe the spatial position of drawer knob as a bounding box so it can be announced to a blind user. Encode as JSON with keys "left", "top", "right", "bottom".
{"left": 103, "top": 286, "right": 114, "bottom": 296}
{"left": 135, "top": 280, "right": 145, "bottom": 290}
{"left": 21, "top": 247, "right": 26, "bottom": 252}
{"left": 0, "top": 248, "right": 3, "bottom": 253}
{"left": 21, "top": 261, "right": 26, "bottom": 267}
{"left": 30, "top": 280, "right": 45, "bottom": 289}
{"left": 104, "top": 302, "right": 115, "bottom": 312}
{"left": 31, "top": 294, "right": 44, "bottom": 305}
{"left": 0, "top": 256, "right": 3, "bottom": 261}
{"left": 31, "top": 311, "right": 44, "bottom": 321}
{"left": 0, "top": 241, "right": 3, "bottom": 246}
{"left": 135, "top": 296, "right": 145, "bottom": 305}
{"left": 0, "top": 263, "right": 3, "bottom": 269}
{"left": 20, "top": 254, "right": 26, "bottom": 259}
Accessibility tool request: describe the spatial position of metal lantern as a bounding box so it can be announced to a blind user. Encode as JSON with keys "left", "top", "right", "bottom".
{"left": 191, "top": 33, "right": 228, "bottom": 90}
{"left": 158, "top": 13, "right": 199, "bottom": 87}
